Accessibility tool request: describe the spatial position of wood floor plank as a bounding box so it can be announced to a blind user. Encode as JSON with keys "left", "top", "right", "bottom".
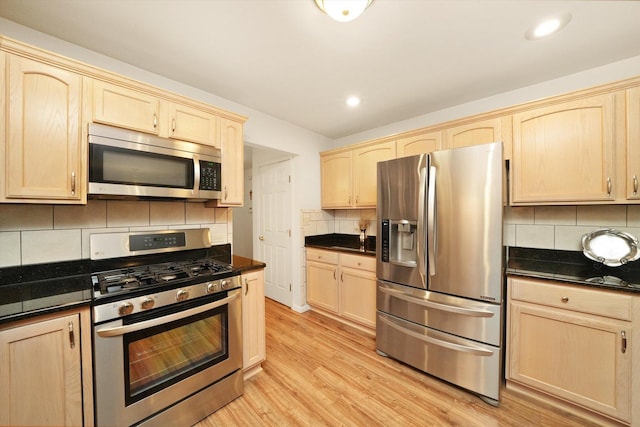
{"left": 194, "top": 298, "right": 600, "bottom": 427}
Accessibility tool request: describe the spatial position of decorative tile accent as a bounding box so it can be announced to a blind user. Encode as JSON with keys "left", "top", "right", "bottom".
{"left": 22, "top": 229, "right": 82, "bottom": 264}
{"left": 576, "top": 205, "right": 626, "bottom": 226}
{"left": 150, "top": 201, "right": 185, "bottom": 225}
{"left": 54, "top": 200, "right": 107, "bottom": 229}
{"left": 0, "top": 232, "right": 21, "bottom": 267}
{"left": 186, "top": 202, "right": 216, "bottom": 224}
{"left": 534, "top": 206, "right": 576, "bottom": 225}
{"left": 554, "top": 226, "right": 597, "bottom": 251}
{"left": 107, "top": 200, "right": 150, "bottom": 227}
{"left": 515, "top": 225, "right": 554, "bottom": 249}
{"left": 504, "top": 206, "right": 534, "bottom": 225}
{"left": 0, "top": 204, "right": 53, "bottom": 231}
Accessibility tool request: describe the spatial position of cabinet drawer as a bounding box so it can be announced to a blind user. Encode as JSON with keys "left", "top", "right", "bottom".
{"left": 306, "top": 248, "right": 339, "bottom": 264}
{"left": 509, "top": 277, "right": 632, "bottom": 321}
{"left": 340, "top": 253, "right": 375, "bottom": 272}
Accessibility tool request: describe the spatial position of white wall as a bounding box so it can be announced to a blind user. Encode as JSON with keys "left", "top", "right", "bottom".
{"left": 232, "top": 164, "right": 253, "bottom": 259}
{"left": 334, "top": 54, "right": 640, "bottom": 147}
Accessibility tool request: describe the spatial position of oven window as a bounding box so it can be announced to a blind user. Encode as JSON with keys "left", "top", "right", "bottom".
{"left": 90, "top": 144, "right": 194, "bottom": 189}
{"left": 123, "top": 305, "right": 228, "bottom": 405}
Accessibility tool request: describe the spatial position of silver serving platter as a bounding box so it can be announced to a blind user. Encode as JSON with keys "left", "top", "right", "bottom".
{"left": 582, "top": 228, "right": 640, "bottom": 267}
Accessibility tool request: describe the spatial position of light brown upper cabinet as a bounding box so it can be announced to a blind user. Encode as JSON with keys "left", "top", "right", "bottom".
{"left": 396, "top": 130, "right": 442, "bottom": 157}
{"left": 4, "top": 54, "right": 85, "bottom": 203}
{"left": 93, "top": 80, "right": 219, "bottom": 147}
{"left": 627, "top": 87, "right": 640, "bottom": 201}
{"left": 352, "top": 141, "right": 396, "bottom": 208}
{"left": 321, "top": 140, "right": 395, "bottom": 209}
{"left": 92, "top": 79, "right": 160, "bottom": 134}
{"left": 443, "top": 116, "right": 512, "bottom": 158}
{"left": 218, "top": 118, "right": 244, "bottom": 206}
{"left": 512, "top": 94, "right": 620, "bottom": 204}
{"left": 321, "top": 149, "right": 353, "bottom": 208}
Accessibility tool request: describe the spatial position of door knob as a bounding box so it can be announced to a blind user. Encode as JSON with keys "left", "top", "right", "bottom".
{"left": 259, "top": 235, "right": 264, "bottom": 241}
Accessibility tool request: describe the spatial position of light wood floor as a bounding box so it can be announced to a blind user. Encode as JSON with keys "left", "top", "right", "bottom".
{"left": 195, "top": 298, "right": 597, "bottom": 427}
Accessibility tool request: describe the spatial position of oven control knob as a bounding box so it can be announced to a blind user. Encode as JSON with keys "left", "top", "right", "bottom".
{"left": 176, "top": 289, "right": 189, "bottom": 302}
{"left": 207, "top": 282, "right": 219, "bottom": 293}
{"left": 118, "top": 302, "right": 134, "bottom": 316}
{"left": 221, "top": 279, "right": 230, "bottom": 289}
{"left": 140, "top": 298, "right": 155, "bottom": 310}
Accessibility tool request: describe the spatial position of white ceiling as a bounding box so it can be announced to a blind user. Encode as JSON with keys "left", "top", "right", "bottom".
{"left": 1, "top": 0, "right": 640, "bottom": 139}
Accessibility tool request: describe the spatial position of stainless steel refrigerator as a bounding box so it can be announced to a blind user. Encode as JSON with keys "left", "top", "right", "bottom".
{"left": 376, "top": 142, "right": 503, "bottom": 405}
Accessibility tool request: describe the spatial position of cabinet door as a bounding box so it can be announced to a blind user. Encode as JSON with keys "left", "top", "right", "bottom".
{"left": 339, "top": 266, "right": 376, "bottom": 328}
{"left": 93, "top": 79, "right": 160, "bottom": 134}
{"left": 444, "top": 117, "right": 506, "bottom": 149}
{"left": 509, "top": 301, "right": 631, "bottom": 423}
{"left": 6, "top": 56, "right": 83, "bottom": 201}
{"left": 242, "top": 269, "right": 266, "bottom": 371}
{"left": 321, "top": 150, "right": 352, "bottom": 208}
{"left": 627, "top": 87, "right": 640, "bottom": 200}
{"left": 512, "top": 94, "right": 618, "bottom": 204}
{"left": 218, "top": 118, "right": 244, "bottom": 206}
{"left": 0, "top": 313, "right": 82, "bottom": 427}
{"left": 306, "top": 260, "right": 339, "bottom": 313}
{"left": 396, "top": 131, "right": 441, "bottom": 157}
{"left": 168, "top": 103, "right": 219, "bottom": 147}
{"left": 353, "top": 141, "right": 396, "bottom": 207}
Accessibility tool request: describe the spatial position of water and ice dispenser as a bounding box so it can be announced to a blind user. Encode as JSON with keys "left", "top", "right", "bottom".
{"left": 380, "top": 219, "right": 418, "bottom": 267}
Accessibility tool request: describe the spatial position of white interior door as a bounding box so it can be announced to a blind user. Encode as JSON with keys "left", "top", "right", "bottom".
{"left": 257, "top": 159, "right": 292, "bottom": 307}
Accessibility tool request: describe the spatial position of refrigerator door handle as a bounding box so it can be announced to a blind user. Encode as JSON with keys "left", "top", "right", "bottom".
{"left": 427, "top": 165, "right": 437, "bottom": 276}
{"left": 417, "top": 165, "right": 427, "bottom": 282}
{"left": 378, "top": 286, "right": 495, "bottom": 318}
{"left": 379, "top": 314, "right": 495, "bottom": 356}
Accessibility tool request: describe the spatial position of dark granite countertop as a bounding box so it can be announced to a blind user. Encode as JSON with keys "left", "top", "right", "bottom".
{"left": 507, "top": 247, "right": 640, "bottom": 294}
{"left": 0, "top": 259, "right": 93, "bottom": 324}
{"left": 0, "top": 244, "right": 265, "bottom": 325}
{"left": 305, "top": 234, "right": 376, "bottom": 257}
{"left": 232, "top": 255, "right": 267, "bottom": 272}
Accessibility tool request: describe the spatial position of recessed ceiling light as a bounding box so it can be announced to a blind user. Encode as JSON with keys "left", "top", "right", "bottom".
{"left": 346, "top": 96, "right": 361, "bottom": 107}
{"left": 525, "top": 13, "right": 572, "bottom": 40}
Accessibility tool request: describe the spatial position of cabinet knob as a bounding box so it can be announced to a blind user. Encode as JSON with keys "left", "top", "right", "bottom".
{"left": 561, "top": 296, "right": 569, "bottom": 303}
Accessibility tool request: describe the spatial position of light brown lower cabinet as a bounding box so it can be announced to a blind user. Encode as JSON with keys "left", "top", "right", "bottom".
{"left": 306, "top": 248, "right": 376, "bottom": 331}
{"left": 507, "top": 277, "right": 638, "bottom": 426}
{"left": 242, "top": 268, "right": 266, "bottom": 379}
{"left": 0, "top": 307, "right": 93, "bottom": 427}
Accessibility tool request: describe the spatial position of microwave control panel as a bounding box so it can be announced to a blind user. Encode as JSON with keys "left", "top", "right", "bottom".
{"left": 200, "top": 161, "right": 221, "bottom": 191}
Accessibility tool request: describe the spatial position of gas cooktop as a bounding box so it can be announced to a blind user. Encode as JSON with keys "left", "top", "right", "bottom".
{"left": 94, "top": 258, "right": 233, "bottom": 296}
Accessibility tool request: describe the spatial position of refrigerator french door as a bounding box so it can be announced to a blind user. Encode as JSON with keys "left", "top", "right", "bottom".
{"left": 376, "top": 142, "right": 503, "bottom": 405}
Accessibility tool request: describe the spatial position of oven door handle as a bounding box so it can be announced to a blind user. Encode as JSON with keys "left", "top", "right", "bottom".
{"left": 96, "top": 291, "right": 239, "bottom": 337}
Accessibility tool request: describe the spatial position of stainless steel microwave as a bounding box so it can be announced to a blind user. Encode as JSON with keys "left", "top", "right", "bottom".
{"left": 88, "top": 123, "right": 222, "bottom": 200}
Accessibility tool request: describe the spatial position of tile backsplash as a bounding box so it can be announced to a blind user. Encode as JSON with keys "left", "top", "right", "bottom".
{"left": 302, "top": 205, "right": 640, "bottom": 252}
{"left": 0, "top": 200, "right": 232, "bottom": 267}
{"left": 505, "top": 205, "right": 640, "bottom": 250}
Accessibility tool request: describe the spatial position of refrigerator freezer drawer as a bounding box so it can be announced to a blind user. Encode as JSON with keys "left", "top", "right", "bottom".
{"left": 376, "top": 311, "right": 501, "bottom": 402}
{"left": 377, "top": 280, "right": 502, "bottom": 346}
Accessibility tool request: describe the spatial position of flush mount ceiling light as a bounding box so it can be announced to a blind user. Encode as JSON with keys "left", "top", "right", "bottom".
{"left": 314, "top": 0, "right": 373, "bottom": 23}
{"left": 525, "top": 13, "right": 572, "bottom": 40}
{"left": 346, "top": 96, "right": 361, "bottom": 107}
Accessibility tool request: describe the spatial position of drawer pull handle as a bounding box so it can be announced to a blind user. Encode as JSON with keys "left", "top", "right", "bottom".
{"left": 68, "top": 321, "right": 75, "bottom": 349}
{"left": 634, "top": 175, "right": 638, "bottom": 196}
{"left": 606, "top": 177, "right": 612, "bottom": 196}
{"left": 561, "top": 296, "right": 569, "bottom": 303}
{"left": 622, "top": 330, "right": 627, "bottom": 354}
{"left": 333, "top": 269, "right": 337, "bottom": 280}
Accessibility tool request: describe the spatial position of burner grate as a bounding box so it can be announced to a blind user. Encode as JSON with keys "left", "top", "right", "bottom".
{"left": 95, "top": 258, "right": 232, "bottom": 296}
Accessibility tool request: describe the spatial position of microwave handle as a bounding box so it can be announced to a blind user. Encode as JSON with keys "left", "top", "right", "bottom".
{"left": 193, "top": 157, "right": 201, "bottom": 192}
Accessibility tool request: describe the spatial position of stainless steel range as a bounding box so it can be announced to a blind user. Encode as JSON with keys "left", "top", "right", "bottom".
{"left": 90, "top": 228, "right": 242, "bottom": 427}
